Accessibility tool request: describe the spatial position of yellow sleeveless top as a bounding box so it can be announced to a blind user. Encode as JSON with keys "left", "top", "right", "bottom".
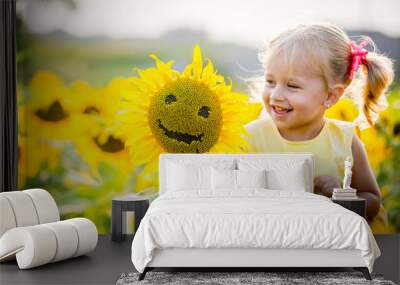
{"left": 245, "top": 116, "right": 395, "bottom": 233}
{"left": 245, "top": 116, "right": 354, "bottom": 181}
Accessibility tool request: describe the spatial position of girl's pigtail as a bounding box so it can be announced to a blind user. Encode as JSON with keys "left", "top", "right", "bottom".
{"left": 359, "top": 51, "right": 394, "bottom": 127}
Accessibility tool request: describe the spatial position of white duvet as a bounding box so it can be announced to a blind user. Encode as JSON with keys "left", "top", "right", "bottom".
{"left": 131, "top": 189, "right": 380, "bottom": 273}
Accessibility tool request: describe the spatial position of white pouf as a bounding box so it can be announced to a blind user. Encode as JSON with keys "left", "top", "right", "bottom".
{"left": 0, "top": 189, "right": 98, "bottom": 269}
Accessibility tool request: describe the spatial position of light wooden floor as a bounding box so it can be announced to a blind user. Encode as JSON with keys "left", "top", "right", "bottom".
{"left": 0, "top": 235, "right": 398, "bottom": 285}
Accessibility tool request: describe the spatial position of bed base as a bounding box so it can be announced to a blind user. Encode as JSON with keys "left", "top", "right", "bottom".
{"left": 138, "top": 267, "right": 371, "bottom": 281}
{"left": 138, "top": 248, "right": 372, "bottom": 281}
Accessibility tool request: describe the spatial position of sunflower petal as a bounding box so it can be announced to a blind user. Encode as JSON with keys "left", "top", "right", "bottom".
{"left": 149, "top": 54, "right": 176, "bottom": 81}
{"left": 183, "top": 63, "right": 193, "bottom": 77}
{"left": 142, "top": 150, "right": 164, "bottom": 174}
{"left": 201, "top": 59, "right": 215, "bottom": 84}
{"left": 192, "top": 45, "right": 203, "bottom": 80}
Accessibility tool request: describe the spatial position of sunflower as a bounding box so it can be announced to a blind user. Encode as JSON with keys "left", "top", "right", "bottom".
{"left": 73, "top": 134, "right": 132, "bottom": 176}
{"left": 359, "top": 127, "right": 389, "bottom": 170}
{"left": 71, "top": 78, "right": 134, "bottom": 176}
{"left": 17, "top": 84, "right": 61, "bottom": 187}
{"left": 325, "top": 97, "right": 358, "bottom": 122}
{"left": 25, "top": 71, "right": 88, "bottom": 140}
{"left": 116, "top": 45, "right": 262, "bottom": 173}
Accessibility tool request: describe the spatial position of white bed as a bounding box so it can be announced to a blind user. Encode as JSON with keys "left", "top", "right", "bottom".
{"left": 131, "top": 154, "right": 380, "bottom": 281}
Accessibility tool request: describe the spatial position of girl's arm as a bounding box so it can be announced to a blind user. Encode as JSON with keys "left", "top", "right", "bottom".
{"left": 351, "top": 135, "right": 381, "bottom": 221}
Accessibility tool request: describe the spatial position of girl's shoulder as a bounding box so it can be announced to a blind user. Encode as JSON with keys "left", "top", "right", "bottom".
{"left": 324, "top": 118, "right": 355, "bottom": 149}
{"left": 325, "top": 118, "right": 355, "bottom": 134}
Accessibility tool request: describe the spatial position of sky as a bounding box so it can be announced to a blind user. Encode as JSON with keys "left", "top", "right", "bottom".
{"left": 17, "top": 0, "right": 400, "bottom": 47}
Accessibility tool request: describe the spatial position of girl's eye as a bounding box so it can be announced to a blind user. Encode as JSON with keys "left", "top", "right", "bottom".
{"left": 288, "top": 84, "right": 300, "bottom": 89}
{"left": 265, "top": 80, "right": 275, "bottom": 86}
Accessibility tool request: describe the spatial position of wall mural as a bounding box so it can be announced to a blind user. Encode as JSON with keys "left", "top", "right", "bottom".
{"left": 16, "top": 6, "right": 400, "bottom": 234}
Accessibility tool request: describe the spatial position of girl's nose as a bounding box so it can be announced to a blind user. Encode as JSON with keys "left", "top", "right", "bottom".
{"left": 269, "top": 86, "right": 286, "bottom": 102}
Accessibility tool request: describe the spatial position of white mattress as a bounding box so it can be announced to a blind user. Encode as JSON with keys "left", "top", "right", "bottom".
{"left": 131, "top": 190, "right": 380, "bottom": 273}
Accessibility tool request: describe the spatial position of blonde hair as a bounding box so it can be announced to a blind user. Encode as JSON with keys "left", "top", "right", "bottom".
{"left": 259, "top": 22, "right": 395, "bottom": 129}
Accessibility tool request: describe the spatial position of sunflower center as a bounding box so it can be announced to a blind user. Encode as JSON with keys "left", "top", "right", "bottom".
{"left": 84, "top": 106, "right": 100, "bottom": 114}
{"left": 94, "top": 136, "right": 125, "bottom": 153}
{"left": 148, "top": 78, "right": 222, "bottom": 153}
{"left": 394, "top": 122, "right": 400, "bottom": 136}
{"left": 35, "top": 101, "right": 68, "bottom": 122}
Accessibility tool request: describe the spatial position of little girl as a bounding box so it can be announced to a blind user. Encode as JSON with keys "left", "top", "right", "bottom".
{"left": 246, "top": 22, "right": 394, "bottom": 221}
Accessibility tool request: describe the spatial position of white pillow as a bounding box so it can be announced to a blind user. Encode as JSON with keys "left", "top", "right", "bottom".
{"left": 211, "top": 168, "right": 237, "bottom": 190}
{"left": 238, "top": 159, "right": 307, "bottom": 191}
{"left": 165, "top": 158, "right": 236, "bottom": 193}
{"left": 166, "top": 158, "right": 236, "bottom": 170}
{"left": 167, "top": 162, "right": 211, "bottom": 191}
{"left": 267, "top": 166, "right": 306, "bottom": 191}
{"left": 236, "top": 169, "right": 268, "bottom": 189}
{"left": 211, "top": 168, "right": 268, "bottom": 190}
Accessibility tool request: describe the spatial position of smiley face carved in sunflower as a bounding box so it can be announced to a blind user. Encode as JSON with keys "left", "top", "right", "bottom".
{"left": 116, "top": 45, "right": 262, "bottom": 173}
{"left": 148, "top": 78, "right": 222, "bottom": 153}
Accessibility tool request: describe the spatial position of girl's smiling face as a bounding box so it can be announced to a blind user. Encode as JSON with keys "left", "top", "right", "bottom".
{"left": 262, "top": 56, "right": 329, "bottom": 135}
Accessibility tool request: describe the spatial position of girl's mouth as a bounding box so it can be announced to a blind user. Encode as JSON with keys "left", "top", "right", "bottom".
{"left": 271, "top": 105, "right": 293, "bottom": 116}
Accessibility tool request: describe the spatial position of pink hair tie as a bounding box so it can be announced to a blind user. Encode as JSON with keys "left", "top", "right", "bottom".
{"left": 348, "top": 39, "right": 369, "bottom": 80}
